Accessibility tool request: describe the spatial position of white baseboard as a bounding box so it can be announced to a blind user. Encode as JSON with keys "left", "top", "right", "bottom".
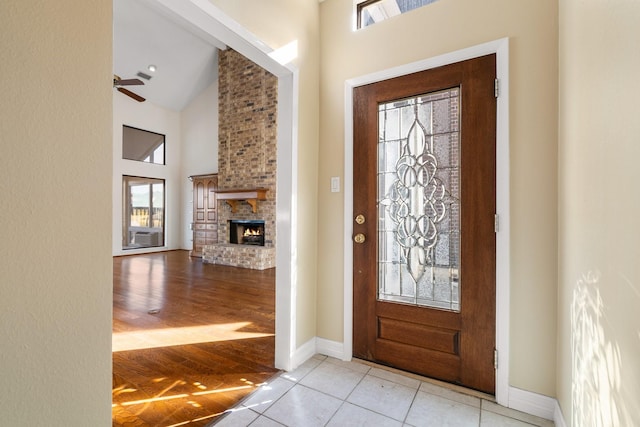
{"left": 554, "top": 400, "right": 568, "bottom": 427}
{"left": 289, "top": 337, "right": 346, "bottom": 371}
{"left": 316, "top": 337, "right": 345, "bottom": 360}
{"left": 508, "top": 386, "right": 556, "bottom": 420}
{"left": 290, "top": 337, "right": 317, "bottom": 370}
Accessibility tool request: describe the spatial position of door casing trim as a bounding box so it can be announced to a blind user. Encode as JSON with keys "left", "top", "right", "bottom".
{"left": 143, "top": 0, "right": 299, "bottom": 372}
{"left": 343, "top": 38, "right": 510, "bottom": 405}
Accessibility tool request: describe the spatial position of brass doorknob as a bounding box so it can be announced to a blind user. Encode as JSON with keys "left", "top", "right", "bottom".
{"left": 354, "top": 233, "right": 366, "bottom": 244}
{"left": 355, "top": 214, "right": 366, "bottom": 225}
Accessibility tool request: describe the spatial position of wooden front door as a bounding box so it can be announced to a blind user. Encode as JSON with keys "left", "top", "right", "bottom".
{"left": 191, "top": 174, "right": 218, "bottom": 257}
{"left": 353, "top": 55, "right": 497, "bottom": 394}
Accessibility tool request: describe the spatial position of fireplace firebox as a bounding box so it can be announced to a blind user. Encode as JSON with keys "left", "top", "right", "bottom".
{"left": 229, "top": 220, "right": 265, "bottom": 246}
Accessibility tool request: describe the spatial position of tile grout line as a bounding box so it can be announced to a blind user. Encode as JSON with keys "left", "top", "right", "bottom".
{"left": 256, "top": 356, "right": 327, "bottom": 425}
{"left": 208, "top": 371, "right": 283, "bottom": 426}
{"left": 402, "top": 384, "right": 420, "bottom": 426}
{"left": 322, "top": 400, "right": 348, "bottom": 427}
{"left": 479, "top": 398, "right": 549, "bottom": 427}
{"left": 226, "top": 367, "right": 304, "bottom": 426}
{"left": 336, "top": 364, "right": 421, "bottom": 425}
{"left": 321, "top": 362, "right": 372, "bottom": 426}
{"left": 253, "top": 358, "right": 363, "bottom": 427}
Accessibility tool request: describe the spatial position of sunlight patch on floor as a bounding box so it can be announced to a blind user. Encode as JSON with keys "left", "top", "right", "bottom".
{"left": 112, "top": 322, "right": 274, "bottom": 352}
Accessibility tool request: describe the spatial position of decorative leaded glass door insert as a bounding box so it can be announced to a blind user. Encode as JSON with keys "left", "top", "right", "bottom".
{"left": 353, "top": 54, "right": 497, "bottom": 394}
{"left": 378, "top": 88, "right": 460, "bottom": 311}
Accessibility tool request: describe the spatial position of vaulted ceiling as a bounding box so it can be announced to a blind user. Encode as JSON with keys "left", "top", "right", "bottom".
{"left": 113, "top": 0, "right": 226, "bottom": 111}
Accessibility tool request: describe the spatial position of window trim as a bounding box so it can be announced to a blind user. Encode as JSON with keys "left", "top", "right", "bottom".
{"left": 122, "top": 175, "right": 166, "bottom": 250}
{"left": 356, "top": 0, "right": 380, "bottom": 29}
{"left": 355, "top": 0, "right": 440, "bottom": 30}
{"left": 122, "top": 124, "right": 166, "bottom": 165}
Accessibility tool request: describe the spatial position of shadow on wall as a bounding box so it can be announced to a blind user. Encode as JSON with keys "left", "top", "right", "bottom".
{"left": 571, "top": 270, "right": 639, "bottom": 426}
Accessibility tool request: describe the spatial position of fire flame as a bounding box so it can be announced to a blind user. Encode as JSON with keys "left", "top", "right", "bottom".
{"left": 243, "top": 228, "right": 261, "bottom": 237}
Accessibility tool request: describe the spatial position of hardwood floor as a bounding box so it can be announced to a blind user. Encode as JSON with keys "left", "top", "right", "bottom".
{"left": 112, "top": 251, "right": 278, "bottom": 426}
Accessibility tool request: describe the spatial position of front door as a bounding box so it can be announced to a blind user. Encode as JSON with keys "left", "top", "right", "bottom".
{"left": 353, "top": 54, "right": 496, "bottom": 394}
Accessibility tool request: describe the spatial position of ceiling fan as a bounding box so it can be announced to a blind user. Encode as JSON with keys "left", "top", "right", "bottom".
{"left": 113, "top": 75, "right": 145, "bottom": 102}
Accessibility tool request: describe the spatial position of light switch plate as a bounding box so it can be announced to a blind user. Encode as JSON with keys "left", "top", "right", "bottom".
{"left": 331, "top": 176, "right": 340, "bottom": 193}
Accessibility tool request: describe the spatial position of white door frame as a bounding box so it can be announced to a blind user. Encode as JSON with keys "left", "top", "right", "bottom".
{"left": 343, "top": 38, "right": 510, "bottom": 405}
{"left": 144, "top": 0, "right": 298, "bottom": 371}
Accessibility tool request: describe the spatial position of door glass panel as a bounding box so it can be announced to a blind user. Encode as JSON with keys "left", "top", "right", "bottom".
{"left": 378, "top": 88, "right": 460, "bottom": 311}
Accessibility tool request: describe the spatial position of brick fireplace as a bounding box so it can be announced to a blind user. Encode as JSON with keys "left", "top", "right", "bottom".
{"left": 202, "top": 49, "right": 277, "bottom": 270}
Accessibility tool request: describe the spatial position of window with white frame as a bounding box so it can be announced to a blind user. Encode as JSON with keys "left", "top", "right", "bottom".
{"left": 357, "top": 0, "right": 440, "bottom": 29}
{"left": 122, "top": 125, "right": 165, "bottom": 165}
{"left": 122, "top": 176, "right": 165, "bottom": 249}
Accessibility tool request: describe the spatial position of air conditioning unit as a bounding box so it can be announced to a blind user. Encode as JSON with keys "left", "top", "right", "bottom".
{"left": 135, "top": 232, "right": 160, "bottom": 246}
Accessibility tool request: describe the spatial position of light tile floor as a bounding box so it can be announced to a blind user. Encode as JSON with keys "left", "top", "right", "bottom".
{"left": 212, "top": 355, "right": 555, "bottom": 427}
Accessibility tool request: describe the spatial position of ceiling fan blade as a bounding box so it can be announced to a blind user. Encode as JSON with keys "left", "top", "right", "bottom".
{"left": 117, "top": 87, "right": 146, "bottom": 102}
{"left": 116, "top": 78, "right": 144, "bottom": 86}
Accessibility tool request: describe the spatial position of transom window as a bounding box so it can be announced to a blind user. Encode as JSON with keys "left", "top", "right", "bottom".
{"left": 122, "top": 125, "right": 165, "bottom": 165}
{"left": 357, "top": 0, "right": 440, "bottom": 29}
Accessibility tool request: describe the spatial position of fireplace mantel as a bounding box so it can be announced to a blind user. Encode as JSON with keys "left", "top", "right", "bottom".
{"left": 216, "top": 188, "right": 268, "bottom": 213}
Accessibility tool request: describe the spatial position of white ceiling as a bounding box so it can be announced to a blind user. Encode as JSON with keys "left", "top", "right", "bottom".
{"left": 113, "top": 0, "right": 225, "bottom": 111}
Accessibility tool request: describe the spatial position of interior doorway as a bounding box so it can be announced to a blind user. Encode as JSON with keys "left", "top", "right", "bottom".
{"left": 112, "top": 0, "right": 297, "bottom": 381}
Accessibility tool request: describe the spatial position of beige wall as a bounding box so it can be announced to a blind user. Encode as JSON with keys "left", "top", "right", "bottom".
{"left": 0, "top": 1, "right": 113, "bottom": 425}
{"left": 318, "top": 0, "right": 559, "bottom": 396}
{"left": 209, "top": 0, "right": 321, "bottom": 346}
{"left": 558, "top": 0, "right": 640, "bottom": 424}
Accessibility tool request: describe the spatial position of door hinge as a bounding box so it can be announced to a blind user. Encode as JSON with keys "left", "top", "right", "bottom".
{"left": 494, "top": 348, "right": 499, "bottom": 369}
{"left": 494, "top": 214, "right": 499, "bottom": 233}
{"left": 494, "top": 78, "right": 500, "bottom": 98}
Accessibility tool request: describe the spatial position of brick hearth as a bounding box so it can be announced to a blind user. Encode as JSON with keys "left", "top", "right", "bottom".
{"left": 202, "top": 244, "right": 275, "bottom": 270}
